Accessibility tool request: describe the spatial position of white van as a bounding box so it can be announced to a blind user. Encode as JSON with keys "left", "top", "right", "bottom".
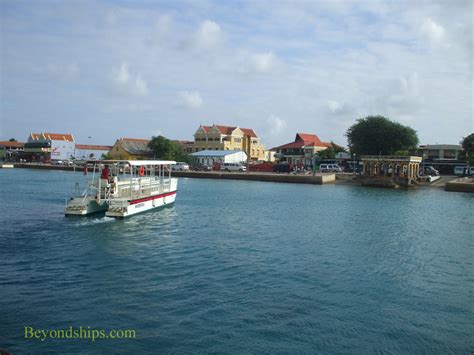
{"left": 320, "top": 164, "right": 342, "bottom": 173}
{"left": 221, "top": 163, "right": 247, "bottom": 172}
{"left": 171, "top": 162, "right": 189, "bottom": 171}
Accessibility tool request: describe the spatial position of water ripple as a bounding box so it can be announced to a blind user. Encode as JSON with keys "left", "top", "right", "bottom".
{"left": 0, "top": 170, "right": 473, "bottom": 353}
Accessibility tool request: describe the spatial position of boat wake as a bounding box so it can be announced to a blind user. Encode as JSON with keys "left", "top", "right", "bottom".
{"left": 70, "top": 216, "right": 115, "bottom": 227}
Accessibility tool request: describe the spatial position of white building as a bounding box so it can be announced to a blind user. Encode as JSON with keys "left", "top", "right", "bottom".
{"left": 75, "top": 144, "right": 112, "bottom": 160}
{"left": 191, "top": 150, "right": 247, "bottom": 166}
{"left": 27, "top": 133, "right": 75, "bottom": 161}
{"left": 419, "top": 144, "right": 463, "bottom": 160}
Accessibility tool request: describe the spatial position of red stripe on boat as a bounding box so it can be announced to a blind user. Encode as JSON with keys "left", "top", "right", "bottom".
{"left": 129, "top": 191, "right": 177, "bottom": 205}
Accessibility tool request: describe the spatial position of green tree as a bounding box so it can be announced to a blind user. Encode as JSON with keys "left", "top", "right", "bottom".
{"left": 461, "top": 133, "right": 474, "bottom": 165}
{"left": 9, "top": 138, "right": 17, "bottom": 142}
{"left": 346, "top": 115, "right": 418, "bottom": 155}
{"left": 317, "top": 142, "right": 347, "bottom": 159}
{"left": 148, "top": 135, "right": 187, "bottom": 161}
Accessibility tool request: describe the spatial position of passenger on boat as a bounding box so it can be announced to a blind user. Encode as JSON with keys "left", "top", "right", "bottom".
{"left": 101, "top": 165, "right": 110, "bottom": 180}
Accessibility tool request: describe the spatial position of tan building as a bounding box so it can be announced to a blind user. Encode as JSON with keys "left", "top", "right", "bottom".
{"left": 191, "top": 124, "right": 266, "bottom": 161}
{"left": 108, "top": 138, "right": 152, "bottom": 160}
{"left": 172, "top": 140, "right": 194, "bottom": 154}
{"left": 361, "top": 155, "right": 422, "bottom": 187}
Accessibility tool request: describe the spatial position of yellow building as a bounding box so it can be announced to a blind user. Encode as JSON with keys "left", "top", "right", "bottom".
{"left": 191, "top": 124, "right": 266, "bottom": 161}
{"left": 108, "top": 138, "right": 152, "bottom": 160}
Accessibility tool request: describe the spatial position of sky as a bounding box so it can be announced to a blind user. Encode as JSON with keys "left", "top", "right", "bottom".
{"left": 0, "top": 0, "right": 472, "bottom": 148}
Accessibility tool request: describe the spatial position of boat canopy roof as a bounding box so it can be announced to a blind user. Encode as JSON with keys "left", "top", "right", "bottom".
{"left": 85, "top": 159, "right": 176, "bottom": 166}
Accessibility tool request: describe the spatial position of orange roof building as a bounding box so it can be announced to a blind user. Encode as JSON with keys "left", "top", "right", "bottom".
{"left": 29, "top": 132, "right": 74, "bottom": 142}
{"left": 27, "top": 132, "right": 75, "bottom": 161}
{"left": 192, "top": 124, "right": 266, "bottom": 161}
{"left": 273, "top": 133, "right": 332, "bottom": 167}
{"left": 0, "top": 141, "right": 25, "bottom": 149}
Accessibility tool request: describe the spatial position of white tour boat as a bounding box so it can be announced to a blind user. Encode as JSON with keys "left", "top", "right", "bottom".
{"left": 65, "top": 160, "right": 178, "bottom": 218}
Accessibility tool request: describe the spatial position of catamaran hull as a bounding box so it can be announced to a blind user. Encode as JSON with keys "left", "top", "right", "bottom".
{"left": 65, "top": 198, "right": 108, "bottom": 216}
{"left": 105, "top": 190, "right": 177, "bottom": 218}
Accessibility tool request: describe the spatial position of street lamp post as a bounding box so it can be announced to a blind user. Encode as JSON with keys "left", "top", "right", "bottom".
{"left": 312, "top": 154, "right": 320, "bottom": 176}
{"left": 353, "top": 153, "right": 356, "bottom": 175}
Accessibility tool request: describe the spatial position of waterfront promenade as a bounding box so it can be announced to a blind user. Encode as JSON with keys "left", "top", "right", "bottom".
{"left": 6, "top": 162, "right": 464, "bottom": 189}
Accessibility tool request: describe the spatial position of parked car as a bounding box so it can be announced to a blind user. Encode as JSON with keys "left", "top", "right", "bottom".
{"left": 422, "top": 166, "right": 439, "bottom": 176}
{"left": 221, "top": 163, "right": 247, "bottom": 172}
{"left": 464, "top": 166, "right": 474, "bottom": 176}
{"left": 193, "top": 164, "right": 212, "bottom": 171}
{"left": 454, "top": 166, "right": 466, "bottom": 176}
{"left": 320, "top": 164, "right": 342, "bottom": 173}
{"left": 171, "top": 162, "right": 190, "bottom": 171}
{"left": 273, "top": 163, "right": 294, "bottom": 173}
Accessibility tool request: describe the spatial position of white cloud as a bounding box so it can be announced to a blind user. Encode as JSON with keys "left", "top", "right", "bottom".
{"left": 235, "top": 51, "right": 279, "bottom": 75}
{"left": 264, "top": 115, "right": 287, "bottom": 146}
{"left": 176, "top": 91, "right": 203, "bottom": 110}
{"left": 399, "top": 72, "right": 420, "bottom": 98}
{"left": 252, "top": 52, "right": 277, "bottom": 73}
{"left": 112, "top": 62, "right": 148, "bottom": 96}
{"left": 421, "top": 18, "right": 445, "bottom": 45}
{"left": 1, "top": 1, "right": 471, "bottom": 146}
{"left": 195, "top": 20, "right": 223, "bottom": 49}
{"left": 327, "top": 100, "right": 342, "bottom": 113}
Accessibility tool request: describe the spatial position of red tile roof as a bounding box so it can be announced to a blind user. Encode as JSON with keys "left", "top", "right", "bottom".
{"left": 306, "top": 141, "right": 332, "bottom": 148}
{"left": 199, "top": 124, "right": 258, "bottom": 137}
{"left": 75, "top": 144, "right": 113, "bottom": 151}
{"left": 240, "top": 128, "right": 258, "bottom": 138}
{"left": 0, "top": 141, "right": 24, "bottom": 148}
{"left": 31, "top": 133, "right": 74, "bottom": 141}
{"left": 273, "top": 133, "right": 331, "bottom": 150}
{"left": 120, "top": 137, "right": 150, "bottom": 143}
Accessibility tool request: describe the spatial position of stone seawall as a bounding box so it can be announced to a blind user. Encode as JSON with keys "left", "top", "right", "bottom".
{"left": 445, "top": 178, "right": 474, "bottom": 193}
{"left": 12, "top": 164, "right": 335, "bottom": 185}
{"left": 171, "top": 171, "right": 335, "bottom": 185}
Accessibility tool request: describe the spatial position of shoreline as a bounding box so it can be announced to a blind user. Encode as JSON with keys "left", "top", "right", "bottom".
{"left": 4, "top": 163, "right": 466, "bottom": 190}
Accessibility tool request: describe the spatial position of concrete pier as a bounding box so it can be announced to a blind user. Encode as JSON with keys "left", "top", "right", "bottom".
{"left": 171, "top": 171, "right": 335, "bottom": 185}
{"left": 445, "top": 178, "right": 474, "bottom": 193}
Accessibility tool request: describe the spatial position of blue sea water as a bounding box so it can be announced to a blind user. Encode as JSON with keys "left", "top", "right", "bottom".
{"left": 0, "top": 169, "right": 473, "bottom": 354}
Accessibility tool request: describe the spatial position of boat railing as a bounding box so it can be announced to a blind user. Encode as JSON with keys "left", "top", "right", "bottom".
{"left": 107, "top": 176, "right": 173, "bottom": 206}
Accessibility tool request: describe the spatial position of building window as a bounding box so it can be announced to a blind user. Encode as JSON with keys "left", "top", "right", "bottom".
{"left": 234, "top": 138, "right": 242, "bottom": 143}
{"left": 427, "top": 150, "right": 439, "bottom": 159}
{"left": 443, "top": 150, "right": 456, "bottom": 159}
